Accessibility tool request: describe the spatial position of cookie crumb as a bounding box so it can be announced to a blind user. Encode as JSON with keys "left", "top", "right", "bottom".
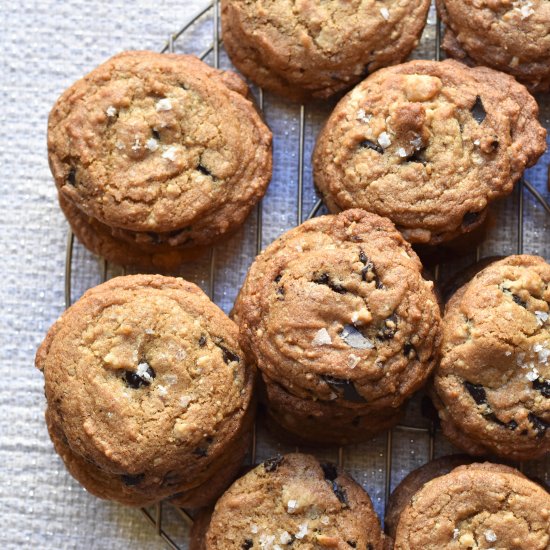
{"left": 106, "top": 106, "right": 117, "bottom": 117}
{"left": 312, "top": 328, "right": 332, "bottom": 346}
{"left": 156, "top": 98, "right": 172, "bottom": 111}
{"left": 380, "top": 7, "right": 390, "bottom": 20}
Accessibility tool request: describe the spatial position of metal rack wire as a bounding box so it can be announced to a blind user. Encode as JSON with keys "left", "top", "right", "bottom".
{"left": 63, "top": 2, "right": 550, "bottom": 548}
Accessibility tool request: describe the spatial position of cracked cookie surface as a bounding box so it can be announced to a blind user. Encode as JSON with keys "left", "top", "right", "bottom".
{"left": 221, "top": 0, "right": 430, "bottom": 101}
{"left": 36, "top": 274, "right": 254, "bottom": 506}
{"left": 233, "top": 210, "right": 441, "bottom": 412}
{"left": 393, "top": 462, "right": 550, "bottom": 550}
{"left": 48, "top": 51, "right": 272, "bottom": 260}
{"left": 313, "top": 59, "right": 546, "bottom": 245}
{"left": 434, "top": 255, "right": 550, "bottom": 460}
{"left": 437, "top": 0, "right": 550, "bottom": 93}
{"left": 201, "top": 453, "right": 385, "bottom": 549}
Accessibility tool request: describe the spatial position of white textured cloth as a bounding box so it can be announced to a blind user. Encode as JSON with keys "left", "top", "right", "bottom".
{"left": 1, "top": 1, "right": 549, "bottom": 549}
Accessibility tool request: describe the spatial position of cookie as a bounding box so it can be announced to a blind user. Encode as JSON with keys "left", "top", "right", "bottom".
{"left": 48, "top": 51, "right": 272, "bottom": 267}
{"left": 221, "top": 0, "right": 431, "bottom": 101}
{"left": 198, "top": 453, "right": 386, "bottom": 549}
{"left": 384, "top": 455, "right": 475, "bottom": 540}
{"left": 233, "top": 209, "right": 441, "bottom": 442}
{"left": 313, "top": 59, "right": 547, "bottom": 245}
{"left": 437, "top": 0, "right": 550, "bottom": 93}
{"left": 391, "top": 462, "right": 550, "bottom": 549}
{"left": 36, "top": 274, "right": 254, "bottom": 507}
{"left": 263, "top": 377, "right": 402, "bottom": 446}
{"left": 433, "top": 255, "right": 550, "bottom": 461}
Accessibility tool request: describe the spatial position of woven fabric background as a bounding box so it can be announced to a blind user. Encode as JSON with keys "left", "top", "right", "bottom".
{"left": 1, "top": 1, "right": 549, "bottom": 549}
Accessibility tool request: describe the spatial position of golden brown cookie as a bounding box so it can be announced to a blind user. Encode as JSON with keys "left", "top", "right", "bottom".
{"left": 221, "top": 0, "right": 431, "bottom": 101}
{"left": 434, "top": 255, "right": 550, "bottom": 461}
{"left": 48, "top": 51, "right": 272, "bottom": 267}
{"left": 392, "top": 462, "right": 550, "bottom": 549}
{"left": 437, "top": 0, "right": 550, "bottom": 93}
{"left": 313, "top": 59, "right": 546, "bottom": 245}
{"left": 233, "top": 209, "right": 441, "bottom": 443}
{"left": 36, "top": 274, "right": 254, "bottom": 506}
{"left": 384, "top": 455, "right": 475, "bottom": 540}
{"left": 199, "top": 453, "right": 386, "bottom": 549}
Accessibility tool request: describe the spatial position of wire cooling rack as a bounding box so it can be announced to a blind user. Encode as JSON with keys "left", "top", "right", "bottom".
{"left": 63, "top": 1, "right": 550, "bottom": 548}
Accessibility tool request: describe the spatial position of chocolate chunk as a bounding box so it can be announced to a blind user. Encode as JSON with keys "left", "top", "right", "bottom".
{"left": 463, "top": 381, "right": 487, "bottom": 405}
{"left": 323, "top": 376, "right": 368, "bottom": 403}
{"left": 152, "top": 129, "right": 161, "bottom": 140}
{"left": 121, "top": 473, "right": 144, "bottom": 486}
{"left": 193, "top": 447, "right": 208, "bottom": 457}
{"left": 405, "top": 147, "right": 427, "bottom": 165}
{"left": 367, "top": 545, "right": 374, "bottom": 550}
{"left": 162, "top": 470, "right": 182, "bottom": 487}
{"left": 123, "top": 363, "right": 155, "bottom": 389}
{"left": 330, "top": 481, "right": 349, "bottom": 506}
{"left": 242, "top": 540, "right": 253, "bottom": 549}
{"left": 321, "top": 463, "right": 338, "bottom": 481}
{"left": 528, "top": 413, "right": 548, "bottom": 438}
{"left": 512, "top": 294, "right": 528, "bottom": 308}
{"left": 485, "top": 413, "right": 518, "bottom": 431}
{"left": 67, "top": 167, "right": 77, "bottom": 186}
{"left": 359, "top": 250, "right": 382, "bottom": 288}
{"left": 274, "top": 274, "right": 282, "bottom": 283}
{"left": 346, "top": 542, "right": 357, "bottom": 548}
{"left": 197, "top": 163, "right": 212, "bottom": 176}
{"left": 215, "top": 342, "right": 240, "bottom": 364}
{"left": 462, "top": 211, "right": 480, "bottom": 227}
{"left": 198, "top": 335, "right": 207, "bottom": 347}
{"left": 403, "top": 342, "right": 416, "bottom": 358}
{"left": 471, "top": 96, "right": 486, "bottom": 124}
{"left": 490, "top": 139, "right": 499, "bottom": 151}
{"left": 313, "top": 273, "right": 347, "bottom": 294}
{"left": 359, "top": 139, "right": 384, "bottom": 154}
{"left": 377, "top": 313, "right": 398, "bottom": 340}
{"left": 263, "top": 455, "right": 284, "bottom": 472}
{"left": 533, "top": 378, "right": 550, "bottom": 398}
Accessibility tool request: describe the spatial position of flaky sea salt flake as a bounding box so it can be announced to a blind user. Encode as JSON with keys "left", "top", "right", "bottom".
{"left": 526, "top": 368, "right": 539, "bottom": 382}
{"left": 312, "top": 328, "right": 332, "bottom": 346}
{"left": 295, "top": 522, "right": 308, "bottom": 539}
{"left": 378, "top": 131, "right": 392, "bottom": 149}
{"left": 535, "top": 311, "right": 549, "bottom": 325}
{"left": 356, "top": 109, "right": 372, "bottom": 124}
{"left": 280, "top": 531, "right": 292, "bottom": 544}
{"left": 380, "top": 7, "right": 390, "bottom": 20}
{"left": 156, "top": 98, "right": 173, "bottom": 111}
{"left": 287, "top": 499, "right": 298, "bottom": 513}
{"left": 162, "top": 145, "right": 178, "bottom": 161}
{"left": 485, "top": 530, "right": 497, "bottom": 542}
{"left": 106, "top": 105, "right": 117, "bottom": 117}
{"left": 397, "top": 147, "right": 407, "bottom": 157}
{"left": 145, "top": 138, "right": 159, "bottom": 152}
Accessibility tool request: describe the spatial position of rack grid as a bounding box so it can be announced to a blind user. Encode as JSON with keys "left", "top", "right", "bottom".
{"left": 63, "top": 2, "right": 550, "bottom": 548}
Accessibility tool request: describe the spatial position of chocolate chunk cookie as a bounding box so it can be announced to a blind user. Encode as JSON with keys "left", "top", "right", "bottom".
{"left": 196, "top": 453, "right": 386, "bottom": 549}
{"left": 391, "top": 462, "right": 550, "bottom": 549}
{"left": 233, "top": 209, "right": 441, "bottom": 443}
{"left": 437, "top": 0, "right": 550, "bottom": 93}
{"left": 313, "top": 59, "right": 547, "bottom": 245}
{"left": 385, "top": 455, "right": 475, "bottom": 540}
{"left": 221, "top": 0, "right": 431, "bottom": 101}
{"left": 48, "top": 51, "right": 272, "bottom": 267}
{"left": 434, "top": 255, "right": 550, "bottom": 461}
{"left": 36, "top": 275, "right": 254, "bottom": 507}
